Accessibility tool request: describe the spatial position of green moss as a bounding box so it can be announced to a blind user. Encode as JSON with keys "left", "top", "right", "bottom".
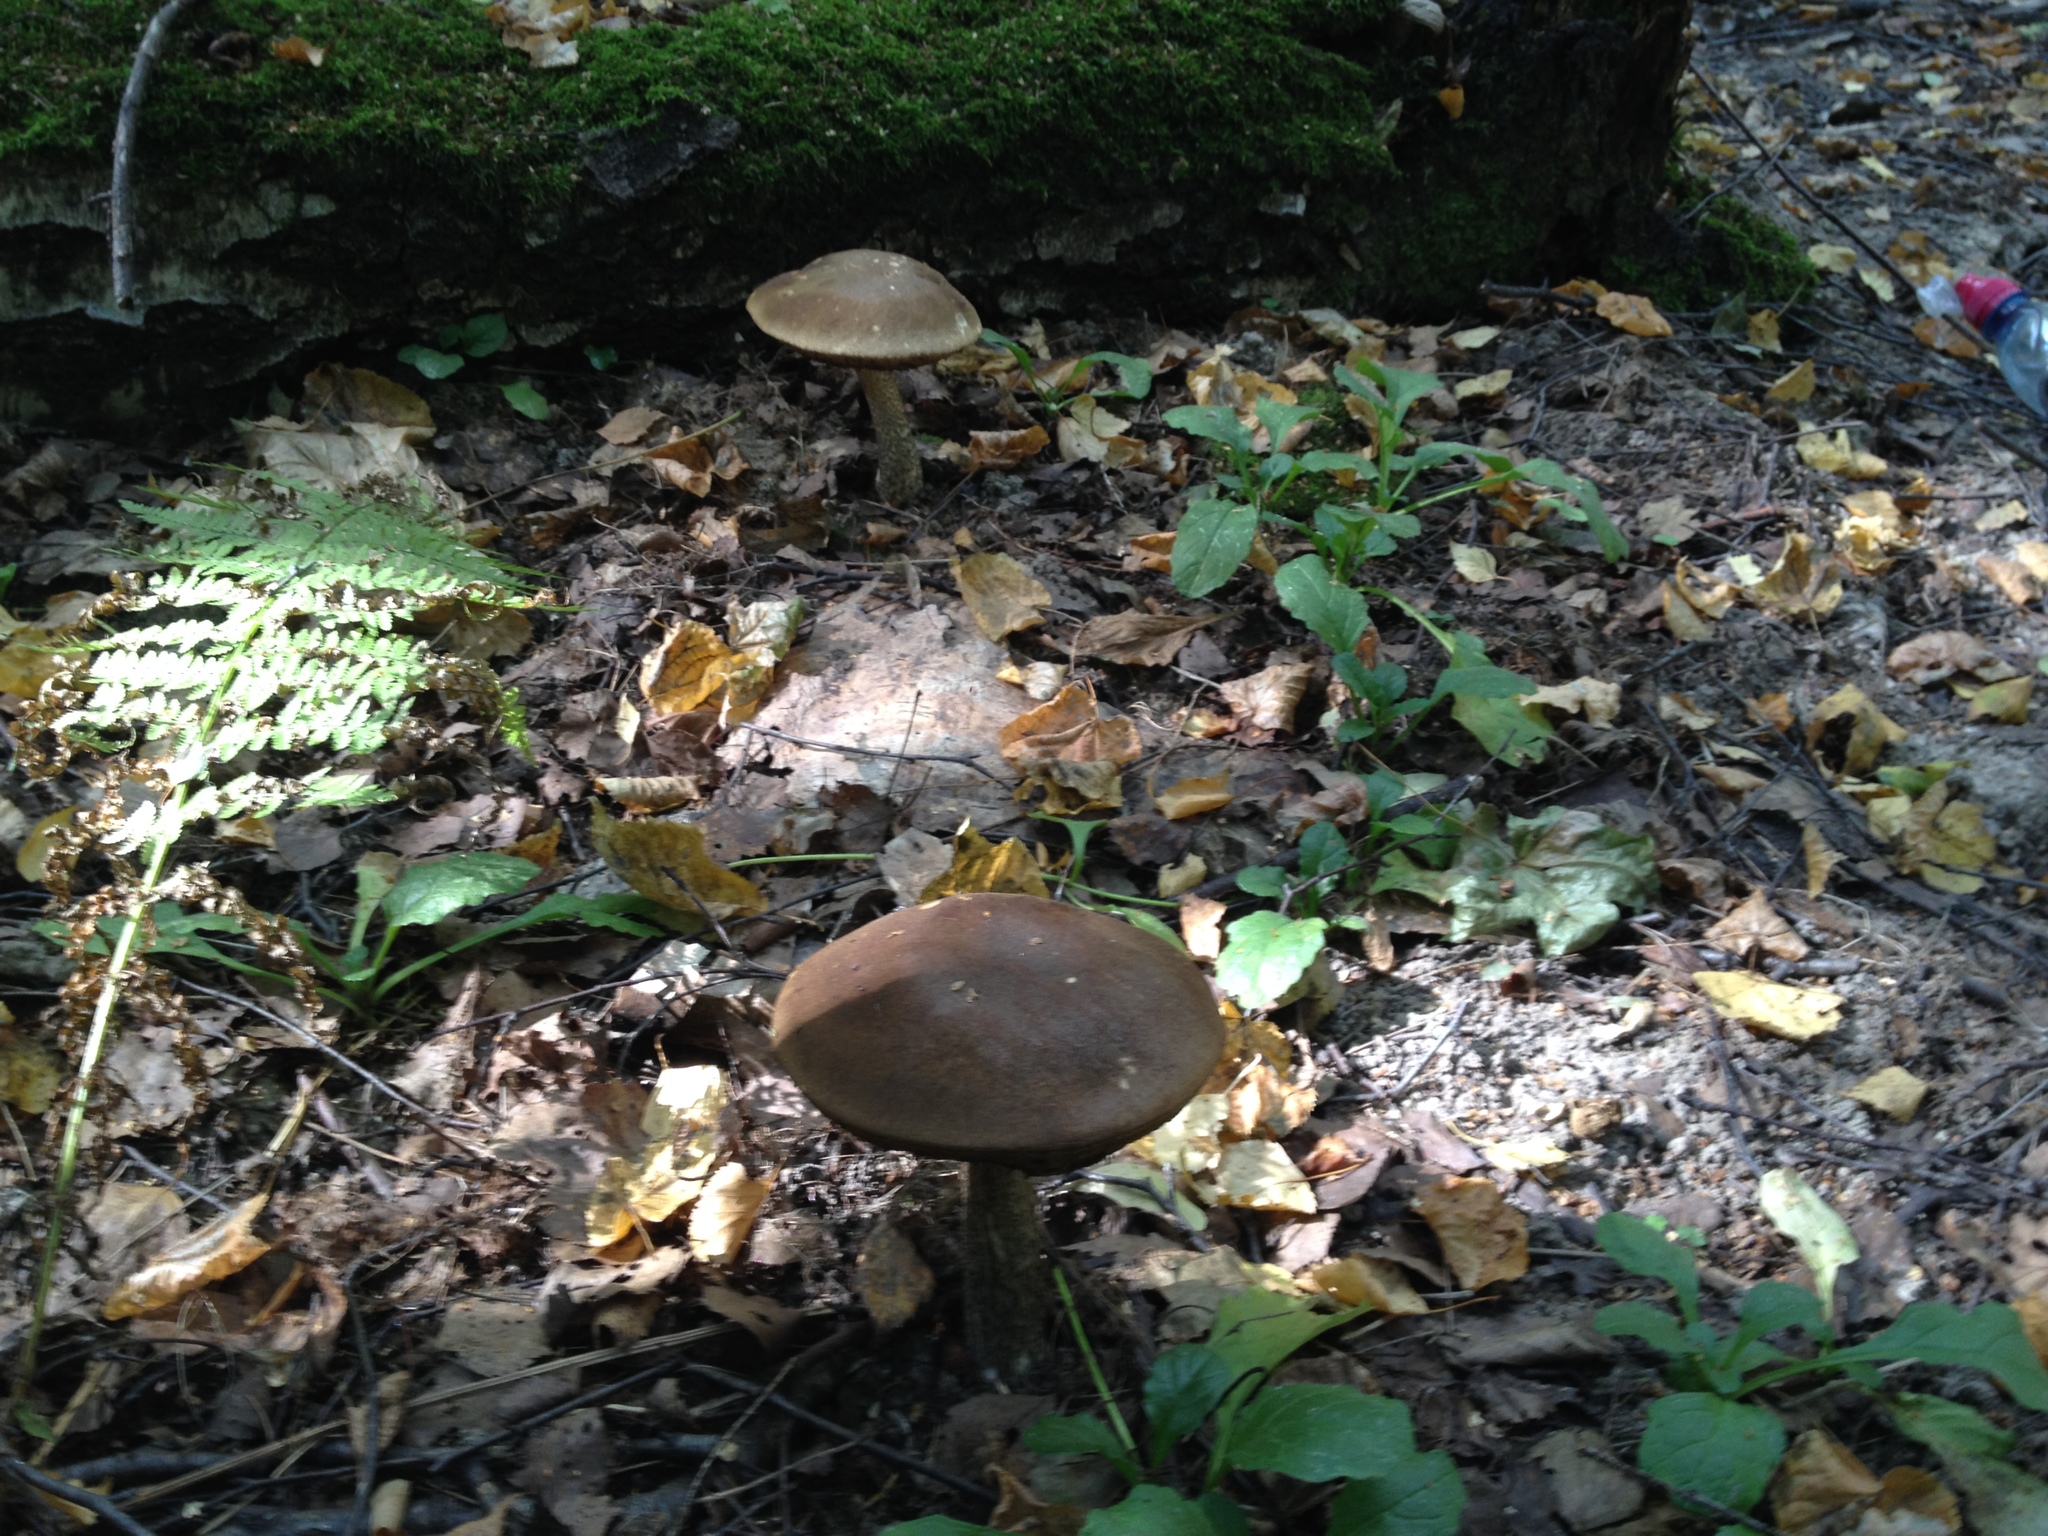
{"left": 1605, "top": 167, "right": 1815, "bottom": 310}
{"left": 1, "top": 0, "right": 1406, "bottom": 220}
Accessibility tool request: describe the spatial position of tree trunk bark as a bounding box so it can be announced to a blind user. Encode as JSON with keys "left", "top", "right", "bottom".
{"left": 961, "top": 1161, "right": 1052, "bottom": 1382}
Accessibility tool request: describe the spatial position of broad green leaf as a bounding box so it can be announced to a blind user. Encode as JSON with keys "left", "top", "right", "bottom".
{"left": 1214, "top": 911, "right": 1328, "bottom": 1008}
{"left": 1206, "top": 1290, "right": 1361, "bottom": 1392}
{"left": 1325, "top": 1448, "right": 1466, "bottom": 1536}
{"left": 1274, "top": 555, "right": 1370, "bottom": 653}
{"left": 1025, "top": 1413, "right": 1140, "bottom": 1481}
{"left": 381, "top": 851, "right": 539, "bottom": 930}
{"left": 1432, "top": 665, "right": 1533, "bottom": 700}
{"left": 1298, "top": 821, "right": 1349, "bottom": 882}
{"left": 1081, "top": 1485, "right": 1220, "bottom": 1536}
{"left": 1234, "top": 866, "right": 1288, "bottom": 898}
{"left": 1595, "top": 1300, "right": 1696, "bottom": 1359}
{"left": 1254, "top": 397, "right": 1322, "bottom": 449}
{"left": 443, "top": 312, "right": 510, "bottom": 357}
{"left": 1515, "top": 457, "right": 1625, "bottom": 563}
{"left": 398, "top": 344, "right": 464, "bottom": 379}
{"left": 585, "top": 344, "right": 618, "bottom": 370}
{"left": 1298, "top": 450, "right": 1375, "bottom": 475}
{"left": 1757, "top": 1169, "right": 1858, "bottom": 1318}
{"left": 1144, "top": 1344, "right": 1233, "bottom": 1465}
{"left": 1119, "top": 908, "right": 1187, "bottom": 952}
{"left": 1833, "top": 1303, "right": 2048, "bottom": 1410}
{"left": 1226, "top": 1385, "right": 1415, "bottom": 1482}
{"left": 879, "top": 1522, "right": 995, "bottom": 1536}
{"left": 1163, "top": 404, "right": 1255, "bottom": 457}
{"left": 1450, "top": 691, "right": 1552, "bottom": 765}
{"left": 1593, "top": 1214, "right": 1701, "bottom": 1324}
{"left": 1082, "top": 350, "right": 1156, "bottom": 400}
{"left": 475, "top": 891, "right": 666, "bottom": 941}
{"left": 501, "top": 380, "right": 550, "bottom": 420}
{"left": 14, "top": 1404, "right": 56, "bottom": 1442}
{"left": 1370, "top": 805, "right": 1659, "bottom": 957}
{"left": 1637, "top": 1394, "right": 1785, "bottom": 1514}
{"left": 1172, "top": 499, "right": 1259, "bottom": 597}
{"left": 1888, "top": 1393, "right": 2016, "bottom": 1461}
{"left": 1195, "top": 1493, "right": 1253, "bottom": 1536}
{"left": 1936, "top": 1455, "right": 2048, "bottom": 1536}
{"left": 1731, "top": 1280, "right": 1826, "bottom": 1355}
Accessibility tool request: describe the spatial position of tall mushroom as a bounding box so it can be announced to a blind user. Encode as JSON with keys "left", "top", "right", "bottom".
{"left": 771, "top": 893, "right": 1225, "bottom": 1377}
{"left": 746, "top": 249, "right": 981, "bottom": 507}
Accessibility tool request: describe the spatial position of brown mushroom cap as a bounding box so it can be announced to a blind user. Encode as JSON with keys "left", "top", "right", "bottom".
{"left": 770, "top": 894, "right": 1226, "bottom": 1174}
{"left": 745, "top": 249, "right": 981, "bottom": 370}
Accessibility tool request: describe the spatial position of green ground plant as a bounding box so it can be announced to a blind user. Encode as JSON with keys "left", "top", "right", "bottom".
{"left": 882, "top": 1286, "right": 1464, "bottom": 1536}
{"left": 1592, "top": 1212, "right": 2048, "bottom": 1523}
{"left": 8, "top": 474, "right": 536, "bottom": 1410}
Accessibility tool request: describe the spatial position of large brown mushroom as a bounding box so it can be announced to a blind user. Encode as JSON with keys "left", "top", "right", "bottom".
{"left": 771, "top": 893, "right": 1225, "bottom": 1376}
{"left": 745, "top": 249, "right": 981, "bottom": 506}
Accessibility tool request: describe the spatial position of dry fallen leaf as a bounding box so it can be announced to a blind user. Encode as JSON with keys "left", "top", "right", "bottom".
{"left": 1595, "top": 291, "right": 1674, "bottom": 338}
{"left": 0, "top": 1028, "right": 62, "bottom": 1115}
{"left": 1752, "top": 531, "right": 1845, "bottom": 619}
{"left": 689, "top": 1162, "right": 771, "bottom": 1266}
{"left": 1520, "top": 676, "right": 1621, "bottom": 727}
{"left": 1835, "top": 489, "right": 1919, "bottom": 576}
{"left": 1796, "top": 427, "right": 1887, "bottom": 480}
{"left": 1804, "top": 826, "right": 1844, "bottom": 897}
{"left": 1975, "top": 500, "right": 2031, "bottom": 532}
{"left": 586, "top": 1066, "right": 728, "bottom": 1244}
{"left": 1979, "top": 554, "right": 2041, "bottom": 607}
{"left": 589, "top": 804, "right": 765, "bottom": 921}
{"left": 1766, "top": 359, "right": 1817, "bottom": 402}
{"left": 1694, "top": 970, "right": 1843, "bottom": 1041}
{"left": 592, "top": 775, "right": 704, "bottom": 813}
{"left": 1969, "top": 675, "right": 2033, "bottom": 723}
{"left": 1071, "top": 610, "right": 1220, "bottom": 667}
{"left": 1413, "top": 1175, "right": 1528, "bottom": 1290}
{"left": 104, "top": 1194, "right": 273, "bottom": 1319}
{"left": 1481, "top": 1137, "right": 1570, "bottom": 1174}
{"left": 2015, "top": 542, "right": 2048, "bottom": 583}
{"left": 858, "top": 1223, "right": 935, "bottom": 1333}
{"left": 1706, "top": 890, "right": 1809, "bottom": 963}
{"left": 597, "top": 405, "right": 665, "bottom": 445}
{"left": 638, "top": 598, "right": 800, "bottom": 724}
{"left": 1772, "top": 1429, "right": 1882, "bottom": 1534}
{"left": 1807, "top": 243, "right": 1858, "bottom": 274}
{"left": 271, "top": 34, "right": 328, "bottom": 64}
{"left": 1452, "top": 368, "right": 1511, "bottom": 403}
{"left": 699, "top": 1283, "right": 804, "bottom": 1351}
{"left": 938, "top": 424, "right": 1050, "bottom": 473}
{"left": 1843, "top": 1066, "right": 1928, "bottom": 1123}
{"left": 1155, "top": 774, "right": 1234, "bottom": 821}
{"left": 1887, "top": 630, "right": 2017, "bottom": 687}
{"left": 920, "top": 825, "right": 1050, "bottom": 900}
{"left": 1217, "top": 662, "right": 1317, "bottom": 738}
{"left": 1748, "top": 310, "right": 1783, "bottom": 353}
{"left": 1206, "top": 1139, "right": 1317, "bottom": 1214}
{"left": 1180, "top": 893, "right": 1227, "bottom": 960}
{"left": 1894, "top": 782, "right": 1996, "bottom": 894}
{"left": 1638, "top": 497, "right": 1698, "bottom": 545}
{"left": 1448, "top": 543, "right": 1500, "bottom": 583}
{"left": 1057, "top": 396, "right": 1146, "bottom": 466}
{"left": 1806, "top": 683, "right": 1907, "bottom": 778}
{"left": 953, "top": 552, "right": 1052, "bottom": 641}
{"left": 998, "top": 682, "right": 1142, "bottom": 815}
{"left": 1696, "top": 764, "right": 1770, "bottom": 796}
{"left": 1305, "top": 1255, "right": 1428, "bottom": 1314}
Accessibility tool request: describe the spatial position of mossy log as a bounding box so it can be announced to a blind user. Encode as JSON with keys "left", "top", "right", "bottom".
{"left": 0, "top": 0, "right": 1692, "bottom": 426}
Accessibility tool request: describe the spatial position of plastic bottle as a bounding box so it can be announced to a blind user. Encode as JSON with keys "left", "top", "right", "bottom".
{"left": 1928, "top": 272, "right": 2048, "bottom": 421}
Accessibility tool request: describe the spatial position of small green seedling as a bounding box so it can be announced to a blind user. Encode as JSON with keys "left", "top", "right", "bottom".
{"left": 399, "top": 313, "right": 510, "bottom": 379}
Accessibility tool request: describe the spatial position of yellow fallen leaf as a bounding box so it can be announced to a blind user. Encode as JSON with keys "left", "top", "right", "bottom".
{"left": 589, "top": 803, "right": 764, "bottom": 920}
{"left": 0, "top": 1029, "right": 62, "bottom": 1115}
{"left": 1836, "top": 489, "right": 1919, "bottom": 576}
{"left": 272, "top": 34, "right": 327, "bottom": 65}
{"left": 1595, "top": 291, "right": 1673, "bottom": 338}
{"left": 2014, "top": 542, "right": 2048, "bottom": 583}
{"left": 1157, "top": 853, "right": 1207, "bottom": 898}
{"left": 1975, "top": 500, "right": 2031, "bottom": 532}
{"left": 1806, "top": 683, "right": 1907, "bottom": 778}
{"left": 638, "top": 597, "right": 802, "bottom": 723}
{"left": 1449, "top": 326, "right": 1500, "bottom": 350}
{"left": 998, "top": 681, "right": 1142, "bottom": 815}
{"left": 105, "top": 1194, "right": 273, "bottom": 1319}
{"left": 1694, "top": 970, "right": 1843, "bottom": 1040}
{"left": 1482, "top": 1137, "right": 1570, "bottom": 1173}
{"left": 1662, "top": 580, "right": 1716, "bottom": 640}
{"left": 1968, "top": 675, "right": 2032, "bottom": 723}
{"left": 1857, "top": 265, "right": 1896, "bottom": 303}
{"left": 1901, "top": 785, "right": 1995, "bottom": 894}
{"left": 1437, "top": 84, "right": 1465, "bottom": 118}
{"left": 1305, "top": 1254, "right": 1428, "bottom": 1314}
{"left": 1752, "top": 531, "right": 1844, "bottom": 619}
{"left": 1706, "top": 890, "right": 1809, "bottom": 964}
{"left": 1156, "top": 774, "right": 1234, "bottom": 821}
{"left": 1413, "top": 1175, "right": 1528, "bottom": 1290}
{"left": 1766, "top": 359, "right": 1817, "bottom": 401}
{"left": 16, "top": 806, "right": 77, "bottom": 884}
{"left": 952, "top": 552, "right": 1052, "bottom": 641}
{"left": 1449, "top": 543, "right": 1500, "bottom": 583}
{"left": 1453, "top": 368, "right": 1512, "bottom": 402}
{"left": 1697, "top": 764, "right": 1769, "bottom": 795}
{"left": 1773, "top": 1429, "right": 1881, "bottom": 1533}
{"left": 1843, "top": 1065, "right": 1928, "bottom": 1122}
{"left": 1131, "top": 1091, "right": 1226, "bottom": 1177}
{"left": 1521, "top": 677, "right": 1620, "bottom": 727}
{"left": 1217, "top": 662, "right": 1317, "bottom": 736}
{"left": 941, "top": 424, "right": 1049, "bottom": 473}
{"left": 1807, "top": 243, "right": 1859, "bottom": 274}
{"left": 0, "top": 590, "right": 97, "bottom": 699}
{"left": 1748, "top": 310, "right": 1783, "bottom": 353}
{"left": 587, "top": 1065, "right": 729, "bottom": 1243}
{"left": 593, "top": 775, "right": 704, "bottom": 813}
{"left": 920, "top": 824, "right": 1050, "bottom": 900}
{"left": 689, "top": 1162, "right": 771, "bottom": 1266}
{"left": 1804, "top": 825, "right": 1843, "bottom": 897}
{"left": 1179, "top": 894, "right": 1227, "bottom": 961}
{"left": 1797, "top": 427, "right": 1887, "bottom": 480}
{"left": 1206, "top": 1139, "right": 1316, "bottom": 1214}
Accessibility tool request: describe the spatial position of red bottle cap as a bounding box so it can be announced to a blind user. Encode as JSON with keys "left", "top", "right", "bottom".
{"left": 1955, "top": 273, "right": 2023, "bottom": 330}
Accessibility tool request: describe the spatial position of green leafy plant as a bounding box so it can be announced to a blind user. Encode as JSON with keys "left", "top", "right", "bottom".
{"left": 882, "top": 1288, "right": 1464, "bottom": 1536}
{"left": 10, "top": 474, "right": 537, "bottom": 1406}
{"left": 1371, "top": 804, "right": 1660, "bottom": 957}
{"left": 399, "top": 312, "right": 509, "bottom": 379}
{"left": 1592, "top": 1212, "right": 2048, "bottom": 1520}
{"left": 982, "top": 328, "right": 1156, "bottom": 413}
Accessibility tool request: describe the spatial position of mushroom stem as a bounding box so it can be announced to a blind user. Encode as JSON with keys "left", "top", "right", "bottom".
{"left": 857, "top": 367, "right": 923, "bottom": 505}
{"left": 962, "top": 1161, "right": 1053, "bottom": 1378}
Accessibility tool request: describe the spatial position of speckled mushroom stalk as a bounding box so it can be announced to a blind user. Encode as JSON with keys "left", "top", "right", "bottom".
{"left": 856, "top": 367, "right": 923, "bottom": 507}
{"left": 770, "top": 893, "right": 1226, "bottom": 1379}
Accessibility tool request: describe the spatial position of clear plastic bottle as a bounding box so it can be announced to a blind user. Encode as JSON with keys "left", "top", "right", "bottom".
{"left": 1946, "top": 273, "right": 2048, "bottom": 421}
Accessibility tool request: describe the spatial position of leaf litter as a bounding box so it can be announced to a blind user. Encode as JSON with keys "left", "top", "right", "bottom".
{"left": 8, "top": 32, "right": 2048, "bottom": 1525}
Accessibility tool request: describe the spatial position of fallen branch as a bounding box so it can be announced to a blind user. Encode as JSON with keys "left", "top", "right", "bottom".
{"left": 111, "top": 0, "right": 204, "bottom": 311}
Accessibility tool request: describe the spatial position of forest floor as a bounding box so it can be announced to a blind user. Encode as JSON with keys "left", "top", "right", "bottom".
{"left": 3, "top": 0, "right": 2048, "bottom": 1533}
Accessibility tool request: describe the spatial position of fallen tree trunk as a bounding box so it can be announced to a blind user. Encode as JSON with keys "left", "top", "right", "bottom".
{"left": 0, "top": 0, "right": 1698, "bottom": 427}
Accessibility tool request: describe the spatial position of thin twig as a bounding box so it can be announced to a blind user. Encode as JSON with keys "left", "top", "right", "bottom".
{"left": 423, "top": 1354, "right": 686, "bottom": 1474}
{"left": 2, "top": 1455, "right": 160, "bottom": 1536}
{"left": 730, "top": 721, "right": 1008, "bottom": 781}
{"left": 1386, "top": 1003, "right": 1469, "bottom": 1100}
{"left": 110, "top": 0, "right": 204, "bottom": 311}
